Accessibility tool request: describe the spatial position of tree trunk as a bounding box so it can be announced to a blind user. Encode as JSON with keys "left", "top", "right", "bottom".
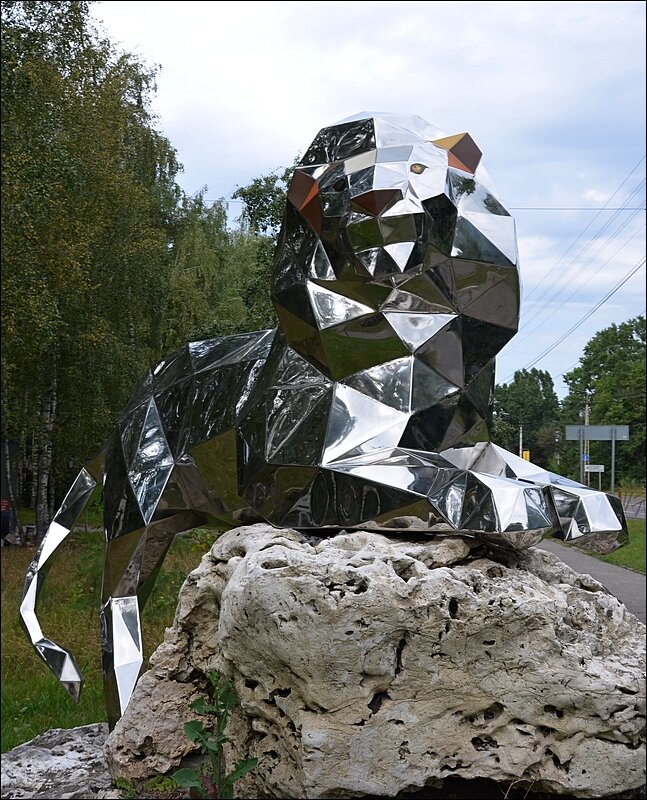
{"left": 35, "top": 373, "right": 57, "bottom": 544}
{"left": 17, "top": 388, "right": 28, "bottom": 503}
{"left": 29, "top": 431, "right": 38, "bottom": 510}
{"left": 3, "top": 438, "right": 23, "bottom": 542}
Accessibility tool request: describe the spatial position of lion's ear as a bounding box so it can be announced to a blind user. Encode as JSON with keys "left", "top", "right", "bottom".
{"left": 287, "top": 169, "right": 323, "bottom": 235}
{"left": 431, "top": 132, "right": 482, "bottom": 174}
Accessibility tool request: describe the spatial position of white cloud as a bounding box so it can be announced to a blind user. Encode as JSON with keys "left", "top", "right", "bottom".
{"left": 91, "top": 0, "right": 646, "bottom": 397}
{"left": 583, "top": 188, "right": 611, "bottom": 205}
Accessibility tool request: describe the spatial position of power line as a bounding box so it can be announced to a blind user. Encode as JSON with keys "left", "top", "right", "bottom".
{"left": 554, "top": 360, "right": 581, "bottom": 379}
{"left": 506, "top": 183, "right": 646, "bottom": 350}
{"left": 501, "top": 257, "right": 646, "bottom": 380}
{"left": 517, "top": 257, "right": 645, "bottom": 372}
{"left": 520, "top": 157, "right": 646, "bottom": 306}
{"left": 553, "top": 309, "right": 645, "bottom": 378}
{"left": 510, "top": 215, "right": 645, "bottom": 347}
{"left": 524, "top": 180, "right": 644, "bottom": 314}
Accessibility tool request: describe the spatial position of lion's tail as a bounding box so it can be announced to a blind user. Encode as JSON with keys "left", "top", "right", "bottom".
{"left": 19, "top": 451, "right": 105, "bottom": 703}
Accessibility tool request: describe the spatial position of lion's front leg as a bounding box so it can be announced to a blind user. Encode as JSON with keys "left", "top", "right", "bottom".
{"left": 101, "top": 510, "right": 204, "bottom": 727}
{"left": 100, "top": 594, "right": 143, "bottom": 728}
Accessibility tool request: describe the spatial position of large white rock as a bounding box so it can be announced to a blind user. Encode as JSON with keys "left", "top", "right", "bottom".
{"left": 1, "top": 724, "right": 111, "bottom": 799}
{"left": 105, "top": 525, "right": 646, "bottom": 799}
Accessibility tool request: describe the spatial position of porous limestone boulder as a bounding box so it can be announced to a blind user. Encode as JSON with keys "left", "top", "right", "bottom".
{"left": 1, "top": 724, "right": 111, "bottom": 799}
{"left": 104, "top": 524, "right": 646, "bottom": 799}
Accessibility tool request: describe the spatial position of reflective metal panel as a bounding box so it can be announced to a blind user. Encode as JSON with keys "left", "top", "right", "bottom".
{"left": 22, "top": 113, "right": 629, "bottom": 728}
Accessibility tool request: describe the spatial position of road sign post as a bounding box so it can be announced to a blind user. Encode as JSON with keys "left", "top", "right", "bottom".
{"left": 585, "top": 464, "right": 605, "bottom": 490}
{"left": 565, "top": 425, "right": 629, "bottom": 492}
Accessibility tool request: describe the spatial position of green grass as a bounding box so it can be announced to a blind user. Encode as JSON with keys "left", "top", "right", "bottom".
{"left": 597, "top": 518, "right": 646, "bottom": 573}
{"left": 544, "top": 518, "right": 646, "bottom": 573}
{"left": 16, "top": 499, "right": 105, "bottom": 529}
{"left": 1, "top": 528, "right": 218, "bottom": 752}
{"left": 542, "top": 519, "right": 646, "bottom": 574}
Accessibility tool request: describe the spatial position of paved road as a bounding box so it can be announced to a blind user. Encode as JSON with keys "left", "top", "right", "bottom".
{"left": 622, "top": 495, "right": 646, "bottom": 520}
{"left": 536, "top": 537, "right": 646, "bottom": 624}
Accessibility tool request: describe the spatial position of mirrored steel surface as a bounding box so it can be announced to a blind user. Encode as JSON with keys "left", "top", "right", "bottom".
{"left": 21, "top": 113, "right": 628, "bottom": 727}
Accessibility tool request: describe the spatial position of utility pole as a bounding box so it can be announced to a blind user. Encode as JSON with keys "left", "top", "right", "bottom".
{"left": 584, "top": 391, "right": 590, "bottom": 486}
{"left": 518, "top": 423, "right": 523, "bottom": 457}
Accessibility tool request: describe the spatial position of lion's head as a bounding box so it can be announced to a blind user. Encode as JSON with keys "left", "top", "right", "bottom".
{"left": 271, "top": 113, "right": 520, "bottom": 451}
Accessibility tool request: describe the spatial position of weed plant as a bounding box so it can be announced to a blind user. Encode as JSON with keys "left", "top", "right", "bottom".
{"left": 173, "top": 671, "right": 257, "bottom": 798}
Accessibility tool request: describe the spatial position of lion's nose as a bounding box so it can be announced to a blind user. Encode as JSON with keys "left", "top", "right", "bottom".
{"left": 352, "top": 188, "right": 402, "bottom": 216}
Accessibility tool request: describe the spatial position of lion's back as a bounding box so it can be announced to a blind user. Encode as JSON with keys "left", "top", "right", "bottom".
{"left": 115, "top": 329, "right": 276, "bottom": 465}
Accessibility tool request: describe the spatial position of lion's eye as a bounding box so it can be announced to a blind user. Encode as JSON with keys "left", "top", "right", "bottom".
{"left": 410, "top": 163, "right": 427, "bottom": 174}
{"left": 332, "top": 178, "right": 347, "bottom": 192}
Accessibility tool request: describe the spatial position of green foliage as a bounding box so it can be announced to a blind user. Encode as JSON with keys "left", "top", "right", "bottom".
{"left": 141, "top": 775, "right": 180, "bottom": 793}
{"left": 173, "top": 671, "right": 257, "bottom": 799}
{"left": 232, "top": 166, "right": 292, "bottom": 234}
{"left": 114, "top": 777, "right": 137, "bottom": 799}
{"left": 561, "top": 316, "right": 645, "bottom": 487}
{"left": 493, "top": 368, "right": 561, "bottom": 467}
{"left": 1, "top": 0, "right": 183, "bottom": 530}
{"left": 209, "top": 228, "right": 277, "bottom": 337}
{"left": 162, "top": 192, "right": 229, "bottom": 351}
{"left": 211, "top": 165, "right": 295, "bottom": 337}
{"left": 494, "top": 318, "right": 645, "bottom": 487}
{"left": 214, "top": 164, "right": 294, "bottom": 337}
{"left": 183, "top": 528, "right": 219, "bottom": 553}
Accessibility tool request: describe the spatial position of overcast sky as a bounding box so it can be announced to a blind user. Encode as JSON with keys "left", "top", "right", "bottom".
{"left": 90, "top": 0, "right": 646, "bottom": 400}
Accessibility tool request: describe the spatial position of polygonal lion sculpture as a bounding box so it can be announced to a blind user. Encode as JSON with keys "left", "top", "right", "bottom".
{"left": 21, "top": 113, "right": 627, "bottom": 727}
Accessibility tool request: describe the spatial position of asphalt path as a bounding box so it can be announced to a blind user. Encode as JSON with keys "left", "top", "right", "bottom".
{"left": 622, "top": 495, "right": 646, "bottom": 520}
{"left": 536, "top": 537, "right": 646, "bottom": 624}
